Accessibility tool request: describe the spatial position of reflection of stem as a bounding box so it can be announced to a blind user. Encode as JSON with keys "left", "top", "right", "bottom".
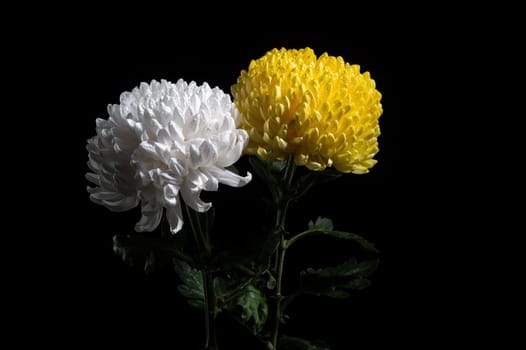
{"left": 271, "top": 155, "right": 296, "bottom": 350}
{"left": 184, "top": 204, "right": 218, "bottom": 350}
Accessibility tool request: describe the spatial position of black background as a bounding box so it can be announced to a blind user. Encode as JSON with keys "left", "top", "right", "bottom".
{"left": 22, "top": 29, "right": 423, "bottom": 349}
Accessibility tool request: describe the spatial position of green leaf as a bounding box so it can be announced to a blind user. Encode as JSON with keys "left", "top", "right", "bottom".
{"left": 280, "top": 335, "right": 331, "bottom": 350}
{"left": 213, "top": 276, "right": 229, "bottom": 300}
{"left": 308, "top": 217, "right": 334, "bottom": 231}
{"left": 173, "top": 259, "right": 204, "bottom": 308}
{"left": 324, "top": 230, "right": 379, "bottom": 253}
{"left": 288, "top": 217, "right": 379, "bottom": 253}
{"left": 318, "top": 287, "right": 350, "bottom": 298}
{"left": 235, "top": 284, "right": 268, "bottom": 334}
{"left": 300, "top": 259, "right": 379, "bottom": 298}
{"left": 302, "top": 258, "right": 379, "bottom": 279}
{"left": 344, "top": 277, "right": 372, "bottom": 290}
{"left": 112, "top": 232, "right": 191, "bottom": 273}
{"left": 187, "top": 299, "right": 204, "bottom": 309}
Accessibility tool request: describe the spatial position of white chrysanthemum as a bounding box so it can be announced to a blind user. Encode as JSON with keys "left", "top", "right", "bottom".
{"left": 86, "top": 79, "right": 252, "bottom": 234}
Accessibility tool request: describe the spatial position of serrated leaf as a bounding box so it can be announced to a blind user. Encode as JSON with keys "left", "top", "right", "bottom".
{"left": 280, "top": 335, "right": 331, "bottom": 350}
{"left": 319, "top": 287, "right": 350, "bottom": 298}
{"left": 303, "top": 258, "right": 379, "bottom": 279}
{"left": 173, "top": 259, "right": 204, "bottom": 308}
{"left": 187, "top": 299, "right": 204, "bottom": 309}
{"left": 308, "top": 217, "right": 334, "bottom": 231}
{"left": 213, "top": 276, "right": 229, "bottom": 300}
{"left": 289, "top": 221, "right": 379, "bottom": 253}
{"left": 344, "top": 277, "right": 372, "bottom": 290}
{"left": 323, "top": 230, "right": 379, "bottom": 253}
{"left": 236, "top": 284, "right": 268, "bottom": 334}
{"left": 300, "top": 259, "right": 379, "bottom": 299}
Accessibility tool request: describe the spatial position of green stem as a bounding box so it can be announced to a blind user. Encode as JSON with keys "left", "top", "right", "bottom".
{"left": 184, "top": 204, "right": 218, "bottom": 350}
{"left": 286, "top": 229, "right": 318, "bottom": 248}
{"left": 203, "top": 270, "right": 218, "bottom": 350}
{"left": 271, "top": 155, "right": 296, "bottom": 349}
{"left": 201, "top": 270, "right": 211, "bottom": 348}
{"left": 272, "top": 237, "right": 287, "bottom": 349}
{"left": 186, "top": 205, "right": 212, "bottom": 256}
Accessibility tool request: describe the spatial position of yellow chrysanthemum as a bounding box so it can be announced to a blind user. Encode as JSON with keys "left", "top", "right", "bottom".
{"left": 231, "top": 47, "right": 383, "bottom": 174}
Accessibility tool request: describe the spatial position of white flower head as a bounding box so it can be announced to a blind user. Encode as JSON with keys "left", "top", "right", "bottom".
{"left": 86, "top": 79, "right": 252, "bottom": 233}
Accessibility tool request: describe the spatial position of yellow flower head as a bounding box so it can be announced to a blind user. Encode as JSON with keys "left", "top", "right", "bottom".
{"left": 231, "top": 47, "right": 383, "bottom": 174}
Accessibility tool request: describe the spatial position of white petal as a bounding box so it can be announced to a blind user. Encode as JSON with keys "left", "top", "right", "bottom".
{"left": 199, "top": 140, "right": 218, "bottom": 166}
{"left": 189, "top": 143, "right": 202, "bottom": 168}
{"left": 184, "top": 110, "right": 203, "bottom": 139}
{"left": 90, "top": 190, "right": 121, "bottom": 201}
{"left": 104, "top": 196, "right": 138, "bottom": 212}
{"left": 88, "top": 188, "right": 137, "bottom": 212}
{"left": 219, "top": 113, "right": 235, "bottom": 132}
{"left": 154, "top": 142, "right": 171, "bottom": 163}
{"left": 163, "top": 183, "right": 179, "bottom": 206}
{"left": 201, "top": 170, "right": 219, "bottom": 191}
{"left": 157, "top": 128, "right": 171, "bottom": 145}
{"left": 180, "top": 185, "right": 211, "bottom": 213}
{"left": 168, "top": 120, "right": 183, "bottom": 140}
{"left": 139, "top": 82, "right": 151, "bottom": 95}
{"left": 167, "top": 204, "right": 184, "bottom": 234}
{"left": 85, "top": 172, "right": 100, "bottom": 185}
{"left": 199, "top": 101, "right": 210, "bottom": 120}
{"left": 189, "top": 94, "right": 200, "bottom": 115}
{"left": 135, "top": 204, "right": 163, "bottom": 232}
{"left": 186, "top": 169, "right": 208, "bottom": 188}
{"left": 138, "top": 141, "right": 157, "bottom": 158}
{"left": 216, "top": 131, "right": 247, "bottom": 167}
{"left": 207, "top": 166, "right": 252, "bottom": 187}
{"left": 159, "top": 171, "right": 182, "bottom": 185}
{"left": 169, "top": 158, "right": 187, "bottom": 178}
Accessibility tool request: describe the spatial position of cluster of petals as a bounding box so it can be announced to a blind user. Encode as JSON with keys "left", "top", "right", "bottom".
{"left": 231, "top": 47, "right": 383, "bottom": 173}
{"left": 86, "top": 79, "right": 251, "bottom": 233}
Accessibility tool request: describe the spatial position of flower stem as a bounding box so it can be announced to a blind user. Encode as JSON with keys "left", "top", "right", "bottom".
{"left": 271, "top": 156, "right": 296, "bottom": 349}
{"left": 272, "top": 236, "right": 287, "bottom": 349}
{"left": 184, "top": 204, "right": 218, "bottom": 350}
{"left": 203, "top": 270, "right": 218, "bottom": 350}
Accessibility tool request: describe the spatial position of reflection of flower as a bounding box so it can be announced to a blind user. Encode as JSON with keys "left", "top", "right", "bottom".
{"left": 232, "top": 47, "right": 383, "bottom": 173}
{"left": 86, "top": 79, "right": 252, "bottom": 233}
